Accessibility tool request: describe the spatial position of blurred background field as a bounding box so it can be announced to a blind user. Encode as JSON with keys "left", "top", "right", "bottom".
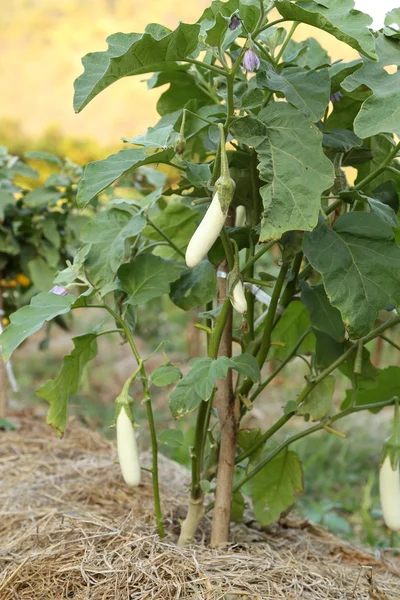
{"left": 1, "top": 0, "right": 400, "bottom": 554}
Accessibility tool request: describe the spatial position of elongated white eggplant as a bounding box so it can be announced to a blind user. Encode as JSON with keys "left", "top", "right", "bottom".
{"left": 379, "top": 456, "right": 400, "bottom": 531}
{"left": 231, "top": 280, "right": 247, "bottom": 315}
{"left": 185, "top": 192, "right": 226, "bottom": 268}
{"left": 235, "top": 205, "right": 246, "bottom": 228}
{"left": 117, "top": 405, "right": 141, "bottom": 487}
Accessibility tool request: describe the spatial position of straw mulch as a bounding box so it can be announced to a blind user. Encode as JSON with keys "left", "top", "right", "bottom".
{"left": 1, "top": 411, "right": 400, "bottom": 600}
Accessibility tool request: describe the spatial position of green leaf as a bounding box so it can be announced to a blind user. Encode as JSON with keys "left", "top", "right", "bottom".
{"left": 151, "top": 365, "right": 182, "bottom": 387}
{"left": 77, "top": 147, "right": 175, "bottom": 208}
{"left": 342, "top": 34, "right": 400, "bottom": 138}
{"left": 74, "top": 22, "right": 201, "bottom": 112}
{"left": 282, "top": 37, "right": 331, "bottom": 69}
{"left": 0, "top": 190, "right": 15, "bottom": 221}
{"left": 384, "top": 8, "right": 400, "bottom": 39}
{"left": 237, "top": 427, "right": 262, "bottom": 453}
{"left": 355, "top": 135, "right": 400, "bottom": 194}
{"left": 0, "top": 292, "right": 75, "bottom": 362}
{"left": 298, "top": 375, "right": 335, "bottom": 421}
{"left": 143, "top": 203, "right": 197, "bottom": 259}
{"left": 276, "top": 0, "right": 377, "bottom": 60}
{"left": 231, "top": 105, "right": 334, "bottom": 240}
{"left": 28, "top": 258, "right": 56, "bottom": 292}
{"left": 269, "top": 302, "right": 315, "bottom": 361}
{"left": 231, "top": 490, "right": 245, "bottom": 523}
{"left": 158, "top": 428, "right": 185, "bottom": 447}
{"left": 24, "top": 151, "right": 63, "bottom": 166}
{"left": 301, "top": 282, "right": 345, "bottom": 341}
{"left": 36, "top": 333, "right": 98, "bottom": 435}
{"left": 322, "top": 129, "right": 362, "bottom": 153}
{"left": 257, "top": 65, "right": 330, "bottom": 121}
{"left": 342, "top": 366, "right": 400, "bottom": 412}
{"left": 170, "top": 354, "right": 260, "bottom": 419}
{"left": 82, "top": 209, "right": 146, "bottom": 284}
{"left": 185, "top": 163, "right": 212, "bottom": 188}
{"left": 170, "top": 261, "right": 216, "bottom": 310}
{"left": 118, "top": 253, "right": 183, "bottom": 306}
{"left": 248, "top": 448, "right": 304, "bottom": 526}
{"left": 303, "top": 213, "right": 400, "bottom": 338}
{"left": 23, "top": 186, "right": 63, "bottom": 209}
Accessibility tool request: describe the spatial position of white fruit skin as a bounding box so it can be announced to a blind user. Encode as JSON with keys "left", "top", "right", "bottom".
{"left": 235, "top": 205, "right": 246, "bottom": 227}
{"left": 379, "top": 456, "right": 400, "bottom": 531}
{"left": 185, "top": 192, "right": 226, "bottom": 268}
{"left": 231, "top": 280, "right": 247, "bottom": 315}
{"left": 117, "top": 407, "right": 141, "bottom": 487}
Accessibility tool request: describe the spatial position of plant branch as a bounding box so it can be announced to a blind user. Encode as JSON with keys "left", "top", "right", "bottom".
{"left": 146, "top": 218, "right": 186, "bottom": 259}
{"left": 242, "top": 239, "right": 276, "bottom": 271}
{"left": 274, "top": 21, "right": 299, "bottom": 66}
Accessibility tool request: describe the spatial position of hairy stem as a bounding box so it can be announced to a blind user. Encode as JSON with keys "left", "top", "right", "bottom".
{"left": 146, "top": 218, "right": 185, "bottom": 259}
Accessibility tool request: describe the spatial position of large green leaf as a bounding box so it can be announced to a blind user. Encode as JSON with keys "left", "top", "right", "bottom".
{"left": 257, "top": 65, "right": 330, "bottom": 122}
{"left": 303, "top": 213, "right": 400, "bottom": 338}
{"left": 0, "top": 292, "right": 75, "bottom": 362}
{"left": 77, "top": 147, "right": 175, "bottom": 208}
{"left": 342, "top": 366, "right": 400, "bottom": 412}
{"left": 269, "top": 302, "right": 315, "bottom": 361}
{"left": 36, "top": 333, "right": 98, "bottom": 435}
{"left": 248, "top": 448, "right": 304, "bottom": 526}
{"left": 170, "top": 354, "right": 261, "bottom": 419}
{"left": 231, "top": 105, "right": 334, "bottom": 240}
{"left": 342, "top": 34, "right": 400, "bottom": 138}
{"left": 74, "top": 22, "right": 201, "bottom": 112}
{"left": 170, "top": 260, "right": 216, "bottom": 310}
{"left": 276, "top": 0, "right": 377, "bottom": 60}
{"left": 23, "top": 186, "right": 62, "bottom": 209}
{"left": 118, "top": 253, "right": 183, "bottom": 305}
{"left": 81, "top": 209, "right": 146, "bottom": 284}
{"left": 301, "top": 282, "right": 345, "bottom": 341}
{"left": 298, "top": 375, "right": 335, "bottom": 421}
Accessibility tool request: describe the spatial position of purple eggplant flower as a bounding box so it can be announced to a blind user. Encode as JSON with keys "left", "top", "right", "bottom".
{"left": 330, "top": 91, "right": 343, "bottom": 104}
{"left": 50, "top": 285, "right": 68, "bottom": 296}
{"left": 229, "top": 15, "right": 241, "bottom": 31}
{"left": 243, "top": 48, "right": 260, "bottom": 72}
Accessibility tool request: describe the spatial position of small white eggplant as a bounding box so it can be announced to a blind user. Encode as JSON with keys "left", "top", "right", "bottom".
{"left": 235, "top": 205, "right": 246, "bottom": 228}
{"left": 231, "top": 279, "right": 247, "bottom": 315}
{"left": 379, "top": 456, "right": 400, "bottom": 531}
{"left": 116, "top": 406, "right": 141, "bottom": 488}
{"left": 185, "top": 192, "right": 226, "bottom": 268}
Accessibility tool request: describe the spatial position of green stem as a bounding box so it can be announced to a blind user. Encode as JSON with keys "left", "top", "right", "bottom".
{"left": 243, "top": 277, "right": 273, "bottom": 288}
{"left": 220, "top": 227, "right": 235, "bottom": 271}
{"left": 250, "top": 327, "right": 313, "bottom": 403}
{"left": 146, "top": 218, "right": 185, "bottom": 259}
{"left": 185, "top": 58, "right": 226, "bottom": 76}
{"left": 242, "top": 239, "right": 276, "bottom": 271}
{"left": 274, "top": 22, "right": 299, "bottom": 66}
{"left": 256, "top": 263, "right": 289, "bottom": 367}
{"left": 95, "top": 328, "right": 124, "bottom": 338}
{"left": 236, "top": 411, "right": 295, "bottom": 464}
{"left": 354, "top": 142, "right": 400, "bottom": 191}
{"left": 380, "top": 334, "right": 400, "bottom": 353}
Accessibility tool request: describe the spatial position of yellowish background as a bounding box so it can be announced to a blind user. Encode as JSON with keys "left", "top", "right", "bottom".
{"left": 0, "top": 1, "right": 357, "bottom": 147}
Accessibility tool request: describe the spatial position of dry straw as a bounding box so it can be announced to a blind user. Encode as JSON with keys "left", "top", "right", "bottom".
{"left": 1, "top": 412, "right": 400, "bottom": 599}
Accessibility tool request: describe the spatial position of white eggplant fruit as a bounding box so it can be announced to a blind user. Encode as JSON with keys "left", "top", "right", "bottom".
{"left": 379, "top": 456, "right": 400, "bottom": 531}
{"left": 117, "top": 406, "right": 141, "bottom": 487}
{"left": 185, "top": 192, "right": 226, "bottom": 268}
{"left": 235, "top": 205, "right": 246, "bottom": 227}
{"left": 231, "top": 280, "right": 247, "bottom": 315}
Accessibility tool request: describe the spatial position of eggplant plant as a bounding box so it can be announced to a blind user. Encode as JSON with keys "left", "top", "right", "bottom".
{"left": 2, "top": 0, "right": 400, "bottom": 547}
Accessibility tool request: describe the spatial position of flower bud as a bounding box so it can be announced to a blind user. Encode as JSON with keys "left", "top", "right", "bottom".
{"left": 50, "top": 285, "right": 68, "bottom": 296}
{"left": 229, "top": 15, "right": 241, "bottom": 31}
{"left": 243, "top": 49, "right": 260, "bottom": 72}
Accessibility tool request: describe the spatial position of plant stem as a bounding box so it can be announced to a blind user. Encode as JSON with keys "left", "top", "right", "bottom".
{"left": 256, "top": 263, "right": 289, "bottom": 367}
{"left": 220, "top": 227, "right": 235, "bottom": 271}
{"left": 244, "top": 277, "right": 273, "bottom": 288}
{"left": 354, "top": 142, "right": 400, "bottom": 191}
{"left": 99, "top": 303, "right": 165, "bottom": 538}
{"left": 236, "top": 411, "right": 295, "bottom": 464}
{"left": 185, "top": 58, "right": 226, "bottom": 76}
{"left": 380, "top": 334, "right": 400, "bottom": 353}
{"left": 250, "top": 327, "right": 313, "bottom": 403}
{"left": 274, "top": 21, "right": 299, "bottom": 66}
{"left": 242, "top": 239, "right": 276, "bottom": 271}
{"left": 146, "top": 218, "right": 185, "bottom": 259}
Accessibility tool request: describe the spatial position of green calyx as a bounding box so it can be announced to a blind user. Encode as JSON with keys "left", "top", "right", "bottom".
{"left": 215, "top": 123, "right": 236, "bottom": 214}
{"left": 173, "top": 109, "right": 187, "bottom": 156}
{"left": 382, "top": 399, "right": 400, "bottom": 470}
{"left": 114, "top": 372, "right": 139, "bottom": 426}
{"left": 227, "top": 239, "right": 242, "bottom": 298}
